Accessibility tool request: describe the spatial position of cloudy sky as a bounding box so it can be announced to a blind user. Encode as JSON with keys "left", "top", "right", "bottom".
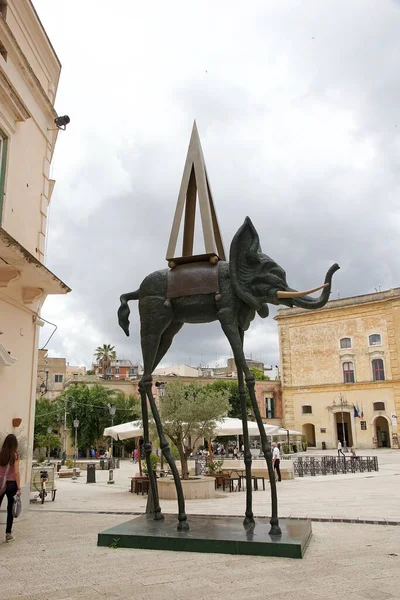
{"left": 34, "top": 0, "right": 400, "bottom": 370}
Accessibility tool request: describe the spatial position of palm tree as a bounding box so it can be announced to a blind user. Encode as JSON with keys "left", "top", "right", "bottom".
{"left": 95, "top": 344, "right": 116, "bottom": 379}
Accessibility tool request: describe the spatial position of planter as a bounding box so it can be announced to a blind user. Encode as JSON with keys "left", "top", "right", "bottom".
{"left": 157, "top": 476, "right": 216, "bottom": 500}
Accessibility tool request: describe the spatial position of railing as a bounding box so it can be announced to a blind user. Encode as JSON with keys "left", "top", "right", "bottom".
{"left": 293, "top": 455, "right": 379, "bottom": 477}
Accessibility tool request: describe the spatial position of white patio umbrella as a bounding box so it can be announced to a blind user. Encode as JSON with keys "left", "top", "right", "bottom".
{"left": 277, "top": 428, "right": 302, "bottom": 436}
{"left": 214, "top": 417, "right": 279, "bottom": 437}
{"left": 103, "top": 417, "right": 278, "bottom": 441}
{"left": 103, "top": 420, "right": 143, "bottom": 441}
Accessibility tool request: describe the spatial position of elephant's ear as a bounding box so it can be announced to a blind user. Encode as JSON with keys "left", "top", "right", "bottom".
{"left": 229, "top": 217, "right": 262, "bottom": 310}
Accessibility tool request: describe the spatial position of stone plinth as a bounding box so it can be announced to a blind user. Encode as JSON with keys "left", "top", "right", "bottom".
{"left": 98, "top": 515, "right": 312, "bottom": 559}
{"left": 157, "top": 476, "right": 215, "bottom": 500}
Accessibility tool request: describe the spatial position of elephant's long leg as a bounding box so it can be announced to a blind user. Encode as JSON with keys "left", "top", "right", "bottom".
{"left": 219, "top": 315, "right": 281, "bottom": 535}
{"left": 236, "top": 350, "right": 255, "bottom": 526}
{"left": 139, "top": 380, "right": 163, "bottom": 520}
{"left": 151, "top": 322, "right": 184, "bottom": 372}
{"left": 143, "top": 380, "right": 189, "bottom": 531}
{"left": 141, "top": 323, "right": 189, "bottom": 532}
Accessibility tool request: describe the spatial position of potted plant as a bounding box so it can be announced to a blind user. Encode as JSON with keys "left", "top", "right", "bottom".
{"left": 141, "top": 453, "right": 159, "bottom": 476}
{"left": 301, "top": 435, "right": 308, "bottom": 452}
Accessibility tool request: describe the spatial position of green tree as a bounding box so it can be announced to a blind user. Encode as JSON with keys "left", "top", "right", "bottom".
{"left": 150, "top": 380, "right": 229, "bottom": 479}
{"left": 61, "top": 384, "right": 140, "bottom": 453}
{"left": 249, "top": 367, "right": 269, "bottom": 381}
{"left": 34, "top": 398, "right": 60, "bottom": 448}
{"left": 35, "top": 432, "right": 61, "bottom": 456}
{"left": 94, "top": 344, "right": 116, "bottom": 378}
{"left": 205, "top": 379, "right": 251, "bottom": 418}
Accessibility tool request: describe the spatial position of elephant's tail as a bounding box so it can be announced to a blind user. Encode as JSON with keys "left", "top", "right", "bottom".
{"left": 118, "top": 290, "right": 139, "bottom": 337}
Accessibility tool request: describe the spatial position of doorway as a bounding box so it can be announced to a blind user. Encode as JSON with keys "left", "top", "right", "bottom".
{"left": 302, "top": 423, "right": 316, "bottom": 447}
{"left": 335, "top": 411, "right": 353, "bottom": 447}
{"left": 375, "top": 416, "right": 390, "bottom": 448}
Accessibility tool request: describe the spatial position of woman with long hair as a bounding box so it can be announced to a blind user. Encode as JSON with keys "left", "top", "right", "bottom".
{"left": 0, "top": 434, "right": 21, "bottom": 542}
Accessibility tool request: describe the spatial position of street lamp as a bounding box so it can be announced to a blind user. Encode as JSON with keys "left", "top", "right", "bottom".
{"left": 107, "top": 403, "right": 116, "bottom": 485}
{"left": 47, "top": 426, "right": 52, "bottom": 461}
{"left": 72, "top": 418, "right": 79, "bottom": 481}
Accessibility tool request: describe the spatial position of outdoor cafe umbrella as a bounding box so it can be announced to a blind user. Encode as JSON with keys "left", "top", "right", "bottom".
{"left": 103, "top": 420, "right": 143, "bottom": 441}
{"left": 103, "top": 417, "right": 278, "bottom": 441}
{"left": 213, "top": 417, "right": 279, "bottom": 437}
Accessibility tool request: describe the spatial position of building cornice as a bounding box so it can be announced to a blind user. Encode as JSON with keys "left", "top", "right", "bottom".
{"left": 282, "top": 379, "right": 400, "bottom": 394}
{"left": 0, "top": 227, "right": 71, "bottom": 294}
{"left": 0, "top": 337, "right": 16, "bottom": 366}
{"left": 0, "top": 14, "right": 57, "bottom": 120}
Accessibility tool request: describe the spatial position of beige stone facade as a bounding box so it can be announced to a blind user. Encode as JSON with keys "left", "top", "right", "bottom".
{"left": 0, "top": 1, "right": 70, "bottom": 496}
{"left": 276, "top": 288, "right": 400, "bottom": 450}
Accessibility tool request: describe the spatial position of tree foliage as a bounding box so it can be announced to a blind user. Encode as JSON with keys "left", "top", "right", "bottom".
{"left": 205, "top": 379, "right": 251, "bottom": 418}
{"left": 34, "top": 398, "right": 60, "bottom": 448}
{"left": 60, "top": 384, "right": 140, "bottom": 451}
{"left": 35, "top": 433, "right": 61, "bottom": 454}
{"left": 249, "top": 367, "right": 269, "bottom": 381}
{"left": 150, "top": 380, "right": 229, "bottom": 479}
{"left": 94, "top": 344, "right": 116, "bottom": 376}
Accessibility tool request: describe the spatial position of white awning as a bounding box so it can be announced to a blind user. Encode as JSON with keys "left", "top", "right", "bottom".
{"left": 104, "top": 420, "right": 143, "bottom": 441}
{"left": 277, "top": 428, "right": 302, "bottom": 437}
{"left": 214, "top": 417, "right": 279, "bottom": 437}
{"left": 103, "top": 417, "right": 279, "bottom": 441}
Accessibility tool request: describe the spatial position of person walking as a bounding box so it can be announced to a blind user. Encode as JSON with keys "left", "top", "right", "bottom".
{"left": 272, "top": 442, "right": 281, "bottom": 482}
{"left": 0, "top": 434, "right": 22, "bottom": 542}
{"left": 337, "top": 440, "right": 345, "bottom": 457}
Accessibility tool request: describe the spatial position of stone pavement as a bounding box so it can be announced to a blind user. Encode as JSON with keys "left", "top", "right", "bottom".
{"left": 2, "top": 449, "right": 399, "bottom": 600}
{"left": 30, "top": 449, "right": 400, "bottom": 523}
{"left": 2, "top": 513, "right": 400, "bottom": 600}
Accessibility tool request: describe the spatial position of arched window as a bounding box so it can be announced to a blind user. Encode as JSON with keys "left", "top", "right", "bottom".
{"left": 369, "top": 334, "right": 381, "bottom": 346}
{"left": 373, "top": 401, "right": 385, "bottom": 411}
{"left": 343, "top": 362, "right": 355, "bottom": 383}
{"left": 302, "top": 405, "right": 312, "bottom": 414}
{"left": 340, "top": 337, "right": 352, "bottom": 349}
{"left": 372, "top": 359, "right": 385, "bottom": 381}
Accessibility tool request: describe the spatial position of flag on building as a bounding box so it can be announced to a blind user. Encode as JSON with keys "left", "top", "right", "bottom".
{"left": 353, "top": 405, "right": 359, "bottom": 418}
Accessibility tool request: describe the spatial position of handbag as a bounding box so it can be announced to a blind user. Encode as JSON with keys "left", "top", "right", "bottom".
{"left": 12, "top": 493, "right": 22, "bottom": 518}
{"left": 0, "top": 464, "right": 10, "bottom": 496}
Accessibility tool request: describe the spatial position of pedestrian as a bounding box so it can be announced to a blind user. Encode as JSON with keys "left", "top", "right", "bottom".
{"left": 90, "top": 447, "right": 95, "bottom": 459}
{"left": 350, "top": 446, "right": 357, "bottom": 458}
{"left": 337, "top": 440, "right": 345, "bottom": 457}
{"left": 233, "top": 446, "right": 238, "bottom": 460}
{"left": 133, "top": 448, "right": 138, "bottom": 464}
{"left": 0, "top": 434, "right": 22, "bottom": 542}
{"left": 272, "top": 442, "right": 281, "bottom": 482}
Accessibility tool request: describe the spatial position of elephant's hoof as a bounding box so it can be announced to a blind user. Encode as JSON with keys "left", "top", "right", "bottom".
{"left": 154, "top": 511, "right": 165, "bottom": 521}
{"left": 177, "top": 519, "right": 190, "bottom": 531}
{"left": 243, "top": 515, "right": 255, "bottom": 526}
{"left": 269, "top": 524, "right": 282, "bottom": 536}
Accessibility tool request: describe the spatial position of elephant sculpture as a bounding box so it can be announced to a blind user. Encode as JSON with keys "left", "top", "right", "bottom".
{"left": 118, "top": 217, "right": 339, "bottom": 533}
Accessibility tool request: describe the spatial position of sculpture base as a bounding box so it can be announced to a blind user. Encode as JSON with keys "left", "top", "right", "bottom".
{"left": 97, "top": 515, "right": 312, "bottom": 559}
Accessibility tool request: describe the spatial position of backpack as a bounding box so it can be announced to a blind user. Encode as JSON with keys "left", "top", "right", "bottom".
{"left": 0, "top": 465, "right": 10, "bottom": 496}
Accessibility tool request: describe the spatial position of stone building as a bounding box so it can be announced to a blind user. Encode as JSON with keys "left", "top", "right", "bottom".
{"left": 36, "top": 349, "right": 85, "bottom": 400}
{"left": 275, "top": 288, "right": 400, "bottom": 450}
{"left": 92, "top": 358, "right": 139, "bottom": 380}
{"left": 0, "top": 0, "right": 70, "bottom": 506}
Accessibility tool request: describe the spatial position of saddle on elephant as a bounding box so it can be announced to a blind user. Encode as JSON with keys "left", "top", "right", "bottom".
{"left": 166, "top": 261, "right": 220, "bottom": 300}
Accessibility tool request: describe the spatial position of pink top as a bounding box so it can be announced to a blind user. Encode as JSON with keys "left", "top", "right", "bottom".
{"left": 0, "top": 452, "right": 18, "bottom": 482}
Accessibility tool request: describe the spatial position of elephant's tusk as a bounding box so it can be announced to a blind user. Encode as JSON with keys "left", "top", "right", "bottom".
{"left": 276, "top": 283, "right": 329, "bottom": 298}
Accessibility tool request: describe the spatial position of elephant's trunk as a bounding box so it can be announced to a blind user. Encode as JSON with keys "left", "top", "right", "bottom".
{"left": 285, "top": 263, "right": 340, "bottom": 309}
